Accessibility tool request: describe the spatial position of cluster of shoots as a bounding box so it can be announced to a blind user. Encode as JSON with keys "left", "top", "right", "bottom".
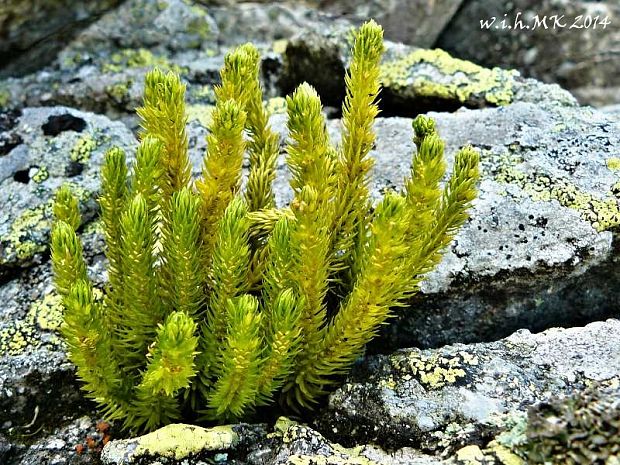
{"left": 50, "top": 20, "right": 479, "bottom": 432}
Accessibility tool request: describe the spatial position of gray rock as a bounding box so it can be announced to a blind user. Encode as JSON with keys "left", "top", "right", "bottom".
{"left": 270, "top": 102, "right": 620, "bottom": 348}
{"left": 0, "top": 0, "right": 223, "bottom": 115}
{"left": 63, "top": 0, "right": 218, "bottom": 58}
{"left": 0, "top": 107, "right": 135, "bottom": 277}
{"left": 278, "top": 30, "right": 577, "bottom": 113}
{"left": 210, "top": 2, "right": 352, "bottom": 47}
{"left": 0, "top": 0, "right": 122, "bottom": 79}
{"left": 6, "top": 415, "right": 107, "bottom": 465}
{"left": 100, "top": 419, "right": 442, "bottom": 465}
{"left": 437, "top": 0, "right": 620, "bottom": 107}
{"left": 307, "top": 0, "right": 464, "bottom": 47}
{"left": 601, "top": 103, "right": 620, "bottom": 120}
{"left": 203, "top": 0, "right": 462, "bottom": 50}
{"left": 0, "top": 222, "right": 107, "bottom": 440}
{"left": 317, "top": 319, "right": 620, "bottom": 452}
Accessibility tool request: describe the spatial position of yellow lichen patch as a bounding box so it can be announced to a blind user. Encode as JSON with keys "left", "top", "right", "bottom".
{"left": 456, "top": 445, "right": 486, "bottom": 464}
{"left": 102, "top": 48, "right": 184, "bottom": 74}
{"left": 0, "top": 87, "right": 10, "bottom": 108}
{"left": 0, "top": 321, "right": 38, "bottom": 356}
{"left": 0, "top": 293, "right": 64, "bottom": 356}
{"left": 187, "top": 104, "right": 214, "bottom": 127}
{"left": 31, "top": 166, "right": 49, "bottom": 184}
{"left": 274, "top": 416, "right": 298, "bottom": 436}
{"left": 380, "top": 49, "right": 517, "bottom": 106}
{"left": 273, "top": 39, "right": 288, "bottom": 55}
{"left": 187, "top": 5, "right": 212, "bottom": 41}
{"left": 266, "top": 97, "right": 287, "bottom": 115}
{"left": 606, "top": 157, "right": 620, "bottom": 171}
{"left": 496, "top": 165, "right": 620, "bottom": 232}
{"left": 277, "top": 422, "right": 379, "bottom": 465}
{"left": 1, "top": 183, "right": 90, "bottom": 265}
{"left": 378, "top": 376, "right": 397, "bottom": 390}
{"left": 105, "top": 81, "right": 132, "bottom": 104}
{"left": 489, "top": 444, "right": 525, "bottom": 465}
{"left": 30, "top": 293, "right": 64, "bottom": 331}
{"left": 133, "top": 424, "right": 238, "bottom": 460}
{"left": 0, "top": 202, "right": 52, "bottom": 264}
{"left": 394, "top": 351, "right": 472, "bottom": 389}
{"left": 71, "top": 134, "right": 97, "bottom": 164}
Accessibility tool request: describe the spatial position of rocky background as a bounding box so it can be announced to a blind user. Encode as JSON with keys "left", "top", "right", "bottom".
{"left": 1, "top": 1, "right": 619, "bottom": 464}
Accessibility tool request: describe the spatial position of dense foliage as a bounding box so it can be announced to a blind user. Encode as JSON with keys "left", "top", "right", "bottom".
{"left": 50, "top": 20, "right": 479, "bottom": 431}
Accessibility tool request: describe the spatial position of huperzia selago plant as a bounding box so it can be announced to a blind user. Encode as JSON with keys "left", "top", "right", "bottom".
{"left": 50, "top": 20, "right": 479, "bottom": 432}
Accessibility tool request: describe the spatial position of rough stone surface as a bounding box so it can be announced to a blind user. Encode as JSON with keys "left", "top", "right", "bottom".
{"left": 524, "top": 382, "right": 620, "bottom": 464}
{"left": 309, "top": 0, "right": 464, "bottom": 48}
{"left": 5, "top": 415, "right": 111, "bottom": 465}
{"left": 316, "top": 319, "right": 620, "bottom": 455}
{"left": 437, "top": 0, "right": 620, "bottom": 107}
{"left": 0, "top": 0, "right": 123, "bottom": 78}
{"left": 68, "top": 0, "right": 218, "bottom": 56}
{"left": 3, "top": 99, "right": 620, "bottom": 450}
{"left": 1, "top": 3, "right": 619, "bottom": 463}
{"left": 278, "top": 31, "right": 577, "bottom": 115}
{"left": 0, "top": 222, "right": 107, "bottom": 440}
{"left": 210, "top": 2, "right": 351, "bottom": 47}
{"left": 100, "top": 418, "right": 443, "bottom": 465}
{"left": 0, "top": 107, "right": 135, "bottom": 277}
{"left": 270, "top": 102, "right": 620, "bottom": 349}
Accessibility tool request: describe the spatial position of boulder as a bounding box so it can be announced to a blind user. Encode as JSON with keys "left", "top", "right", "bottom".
{"left": 101, "top": 419, "right": 442, "bottom": 465}
{"left": 278, "top": 31, "right": 577, "bottom": 115}
{"left": 271, "top": 101, "right": 620, "bottom": 349}
{"left": 307, "top": 0, "right": 464, "bottom": 48}
{"left": 0, "top": 107, "right": 135, "bottom": 278}
{"left": 0, "top": 0, "right": 123, "bottom": 78}
{"left": 437, "top": 0, "right": 620, "bottom": 107}
{"left": 0, "top": 223, "right": 108, "bottom": 445}
{"left": 317, "top": 319, "right": 620, "bottom": 455}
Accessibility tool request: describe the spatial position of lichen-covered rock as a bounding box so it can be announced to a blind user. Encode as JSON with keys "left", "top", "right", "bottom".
{"left": 63, "top": 0, "right": 218, "bottom": 58}
{"left": 101, "top": 419, "right": 442, "bottom": 465}
{"left": 0, "top": 107, "right": 135, "bottom": 277}
{"left": 278, "top": 31, "right": 577, "bottom": 113}
{"left": 267, "top": 102, "right": 620, "bottom": 348}
{"left": 0, "top": 0, "right": 225, "bottom": 116}
{"left": 0, "top": 222, "right": 107, "bottom": 443}
{"left": 316, "top": 319, "right": 620, "bottom": 454}
{"left": 524, "top": 382, "right": 620, "bottom": 464}
{"left": 0, "top": 0, "right": 123, "bottom": 78}
{"left": 437, "top": 0, "right": 620, "bottom": 107}
{"left": 101, "top": 423, "right": 267, "bottom": 465}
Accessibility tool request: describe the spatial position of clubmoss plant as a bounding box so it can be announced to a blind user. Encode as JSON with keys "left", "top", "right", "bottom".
{"left": 51, "top": 20, "right": 480, "bottom": 431}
